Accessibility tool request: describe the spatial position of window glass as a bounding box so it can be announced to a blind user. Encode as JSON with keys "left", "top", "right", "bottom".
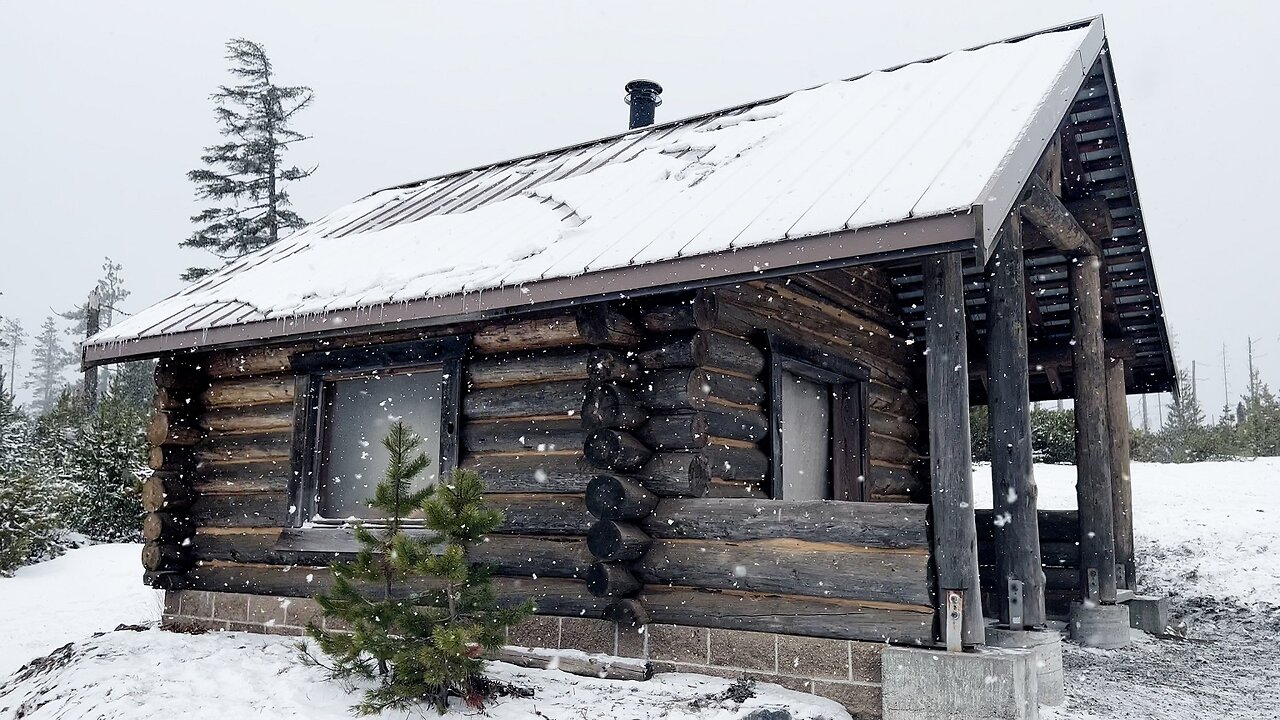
{"left": 779, "top": 369, "right": 831, "bottom": 500}
{"left": 317, "top": 369, "right": 442, "bottom": 520}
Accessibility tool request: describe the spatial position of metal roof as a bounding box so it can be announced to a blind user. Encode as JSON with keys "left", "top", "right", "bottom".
{"left": 86, "top": 19, "right": 1118, "bottom": 365}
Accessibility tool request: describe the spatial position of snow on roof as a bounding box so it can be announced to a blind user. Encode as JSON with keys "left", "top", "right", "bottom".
{"left": 87, "top": 20, "right": 1105, "bottom": 361}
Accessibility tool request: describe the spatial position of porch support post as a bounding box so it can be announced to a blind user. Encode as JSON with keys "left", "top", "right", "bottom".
{"left": 984, "top": 216, "right": 1046, "bottom": 628}
{"left": 1106, "top": 357, "right": 1136, "bottom": 590}
{"left": 923, "top": 252, "right": 984, "bottom": 648}
{"left": 1069, "top": 254, "right": 1117, "bottom": 603}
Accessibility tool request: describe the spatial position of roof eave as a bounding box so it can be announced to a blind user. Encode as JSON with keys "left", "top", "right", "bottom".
{"left": 83, "top": 211, "right": 978, "bottom": 367}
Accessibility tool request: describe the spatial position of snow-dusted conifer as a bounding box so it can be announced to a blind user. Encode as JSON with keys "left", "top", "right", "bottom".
{"left": 181, "top": 39, "right": 314, "bottom": 282}
{"left": 24, "top": 317, "right": 73, "bottom": 415}
{"left": 303, "top": 421, "right": 531, "bottom": 715}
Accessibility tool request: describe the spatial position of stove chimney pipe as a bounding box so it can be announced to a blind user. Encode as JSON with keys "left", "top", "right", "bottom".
{"left": 624, "top": 79, "right": 663, "bottom": 129}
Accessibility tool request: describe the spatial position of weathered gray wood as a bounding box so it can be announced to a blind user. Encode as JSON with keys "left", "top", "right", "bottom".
{"left": 1107, "top": 358, "right": 1136, "bottom": 590}
{"left": 586, "top": 520, "right": 651, "bottom": 561}
{"left": 868, "top": 383, "right": 918, "bottom": 417}
{"left": 701, "top": 442, "right": 768, "bottom": 482}
{"left": 202, "top": 376, "right": 293, "bottom": 408}
{"left": 190, "top": 491, "right": 289, "bottom": 528}
{"left": 984, "top": 219, "right": 1047, "bottom": 629}
{"left": 1070, "top": 255, "right": 1118, "bottom": 603}
{"left": 200, "top": 404, "right": 294, "bottom": 435}
{"left": 142, "top": 542, "right": 191, "bottom": 572}
{"left": 638, "top": 369, "right": 764, "bottom": 411}
{"left": 581, "top": 381, "right": 648, "bottom": 431}
{"left": 636, "top": 452, "right": 710, "bottom": 497}
{"left": 636, "top": 409, "right": 768, "bottom": 449}
{"left": 640, "top": 498, "right": 929, "bottom": 549}
{"left": 587, "top": 348, "right": 643, "bottom": 385}
{"left": 584, "top": 428, "right": 653, "bottom": 472}
{"left": 637, "top": 331, "right": 766, "bottom": 377}
{"left": 869, "top": 409, "right": 919, "bottom": 445}
{"left": 980, "top": 540, "right": 1079, "bottom": 568}
{"left": 923, "top": 252, "right": 984, "bottom": 646}
{"left": 460, "top": 452, "right": 599, "bottom": 493}
{"left": 639, "top": 301, "right": 698, "bottom": 333}
{"left": 142, "top": 471, "right": 197, "bottom": 512}
{"left": 463, "top": 380, "right": 585, "bottom": 420}
{"left": 975, "top": 509, "right": 1079, "bottom": 542}
{"left": 633, "top": 538, "right": 931, "bottom": 606}
{"left": 638, "top": 586, "right": 934, "bottom": 644}
{"left": 585, "top": 475, "right": 659, "bottom": 520}
{"left": 143, "top": 512, "right": 194, "bottom": 543}
{"left": 470, "top": 534, "right": 593, "bottom": 579}
{"left": 466, "top": 348, "right": 593, "bottom": 389}
{"left": 585, "top": 562, "right": 642, "bottom": 597}
{"left": 207, "top": 347, "right": 294, "bottom": 378}
{"left": 486, "top": 494, "right": 594, "bottom": 535}
{"left": 194, "top": 461, "right": 291, "bottom": 490}
{"left": 196, "top": 431, "right": 291, "bottom": 466}
{"left": 1019, "top": 175, "right": 1099, "bottom": 257}
{"left": 471, "top": 313, "right": 592, "bottom": 354}
{"left": 149, "top": 445, "right": 195, "bottom": 472}
{"left": 147, "top": 411, "right": 203, "bottom": 447}
{"left": 574, "top": 305, "right": 643, "bottom": 347}
{"left": 461, "top": 417, "right": 584, "bottom": 454}
{"left": 491, "top": 646, "right": 650, "bottom": 681}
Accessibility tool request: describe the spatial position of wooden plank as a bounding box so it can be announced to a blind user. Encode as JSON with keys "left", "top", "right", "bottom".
{"left": 491, "top": 647, "right": 650, "bottom": 681}
{"left": 983, "top": 219, "right": 1046, "bottom": 628}
{"left": 201, "top": 404, "right": 294, "bottom": 435}
{"left": 486, "top": 493, "right": 594, "bottom": 535}
{"left": 923, "top": 252, "right": 983, "bottom": 646}
{"left": 1071, "top": 255, "right": 1118, "bottom": 603}
{"left": 460, "top": 452, "right": 598, "bottom": 493}
{"left": 1107, "top": 358, "right": 1136, "bottom": 590}
{"left": 466, "top": 348, "right": 592, "bottom": 389}
{"left": 462, "top": 380, "right": 585, "bottom": 420}
{"left": 640, "top": 498, "right": 929, "bottom": 549}
{"left": 633, "top": 538, "right": 931, "bottom": 606}
{"left": 190, "top": 490, "right": 289, "bottom": 528}
{"left": 202, "top": 376, "right": 293, "bottom": 408}
{"left": 638, "top": 585, "right": 934, "bottom": 644}
{"left": 461, "top": 416, "right": 584, "bottom": 454}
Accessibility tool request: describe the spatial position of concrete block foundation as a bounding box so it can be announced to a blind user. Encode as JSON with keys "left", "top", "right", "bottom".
{"left": 1069, "top": 601, "right": 1131, "bottom": 649}
{"left": 1127, "top": 595, "right": 1171, "bottom": 636}
{"left": 985, "top": 627, "right": 1064, "bottom": 706}
{"left": 881, "top": 646, "right": 1038, "bottom": 720}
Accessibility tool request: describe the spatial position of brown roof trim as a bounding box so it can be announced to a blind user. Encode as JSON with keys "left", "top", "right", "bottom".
{"left": 83, "top": 211, "right": 976, "bottom": 366}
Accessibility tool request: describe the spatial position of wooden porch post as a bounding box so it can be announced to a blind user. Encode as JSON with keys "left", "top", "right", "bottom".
{"left": 924, "top": 252, "right": 984, "bottom": 648}
{"left": 1107, "top": 358, "right": 1136, "bottom": 590}
{"left": 984, "top": 217, "right": 1046, "bottom": 628}
{"left": 1069, "top": 255, "right": 1117, "bottom": 603}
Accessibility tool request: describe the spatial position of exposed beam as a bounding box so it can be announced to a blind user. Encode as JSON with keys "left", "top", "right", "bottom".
{"left": 1107, "top": 358, "right": 1136, "bottom": 590}
{"left": 1019, "top": 175, "right": 1099, "bottom": 258}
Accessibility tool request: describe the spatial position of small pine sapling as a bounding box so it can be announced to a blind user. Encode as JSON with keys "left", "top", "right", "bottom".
{"left": 302, "top": 420, "right": 532, "bottom": 715}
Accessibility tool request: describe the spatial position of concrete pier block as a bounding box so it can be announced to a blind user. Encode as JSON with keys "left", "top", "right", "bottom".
{"left": 1127, "top": 595, "right": 1171, "bottom": 636}
{"left": 985, "top": 627, "right": 1064, "bottom": 706}
{"left": 882, "top": 646, "right": 1038, "bottom": 720}
{"left": 1068, "top": 602, "right": 1131, "bottom": 649}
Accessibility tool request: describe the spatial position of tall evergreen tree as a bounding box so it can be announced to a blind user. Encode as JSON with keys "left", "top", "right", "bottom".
{"left": 61, "top": 258, "right": 130, "bottom": 335}
{"left": 1237, "top": 367, "right": 1280, "bottom": 456}
{"left": 181, "top": 38, "right": 314, "bottom": 281}
{"left": 2, "top": 318, "right": 23, "bottom": 400}
{"left": 304, "top": 422, "right": 530, "bottom": 715}
{"left": 1158, "top": 370, "right": 1214, "bottom": 463}
{"left": 24, "top": 317, "right": 73, "bottom": 415}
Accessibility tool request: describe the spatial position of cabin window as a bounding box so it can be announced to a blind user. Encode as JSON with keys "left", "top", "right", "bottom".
{"left": 290, "top": 337, "right": 465, "bottom": 526}
{"left": 768, "top": 336, "right": 869, "bottom": 501}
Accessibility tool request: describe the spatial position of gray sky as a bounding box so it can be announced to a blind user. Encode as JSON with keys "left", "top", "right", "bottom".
{"left": 1, "top": 1, "right": 1277, "bottom": 418}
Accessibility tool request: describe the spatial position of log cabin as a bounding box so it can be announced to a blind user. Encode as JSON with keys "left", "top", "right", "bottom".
{"left": 84, "top": 17, "right": 1173, "bottom": 717}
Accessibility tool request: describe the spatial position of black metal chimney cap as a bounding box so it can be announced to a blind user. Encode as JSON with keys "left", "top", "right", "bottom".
{"left": 624, "top": 79, "right": 663, "bottom": 129}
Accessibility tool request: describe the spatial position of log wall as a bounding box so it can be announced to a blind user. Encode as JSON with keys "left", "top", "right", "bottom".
{"left": 976, "top": 509, "right": 1081, "bottom": 618}
{"left": 143, "top": 270, "right": 934, "bottom": 644}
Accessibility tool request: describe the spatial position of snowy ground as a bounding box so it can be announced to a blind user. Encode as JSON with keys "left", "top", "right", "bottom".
{"left": 1, "top": 459, "right": 1277, "bottom": 718}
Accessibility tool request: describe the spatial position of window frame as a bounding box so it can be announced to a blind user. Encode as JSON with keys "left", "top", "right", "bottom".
{"left": 767, "top": 334, "right": 870, "bottom": 502}
{"left": 288, "top": 336, "right": 467, "bottom": 528}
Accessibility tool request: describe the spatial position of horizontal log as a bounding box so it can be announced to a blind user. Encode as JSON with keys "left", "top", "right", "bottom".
{"left": 486, "top": 493, "right": 594, "bottom": 535}
{"left": 471, "top": 313, "right": 592, "bottom": 354}
{"left": 491, "top": 646, "right": 649, "bottom": 681}
{"left": 634, "top": 537, "right": 931, "bottom": 606}
{"left": 637, "top": 331, "right": 765, "bottom": 378}
{"left": 979, "top": 540, "right": 1079, "bottom": 568}
{"left": 194, "top": 461, "right": 291, "bottom": 491}
{"left": 154, "top": 360, "right": 207, "bottom": 390}
{"left": 472, "top": 534, "right": 592, "bottom": 579}
{"left": 641, "top": 498, "right": 929, "bottom": 549}
{"left": 461, "top": 417, "right": 584, "bottom": 454}
{"left": 201, "top": 404, "right": 294, "bottom": 436}
{"left": 142, "top": 472, "right": 197, "bottom": 512}
{"left": 143, "top": 512, "right": 194, "bottom": 543}
{"left": 154, "top": 387, "right": 200, "bottom": 412}
{"left": 196, "top": 431, "right": 291, "bottom": 466}
{"left": 792, "top": 273, "right": 907, "bottom": 332}
{"left": 701, "top": 442, "right": 768, "bottom": 482}
{"left": 587, "top": 348, "right": 643, "bottom": 385}
{"left": 705, "top": 478, "right": 768, "bottom": 499}
{"left": 868, "top": 463, "right": 925, "bottom": 500}
{"left": 207, "top": 347, "right": 294, "bottom": 378}
{"left": 461, "top": 452, "right": 600, "bottom": 493}
{"left": 149, "top": 445, "right": 195, "bottom": 472}
{"left": 1019, "top": 175, "right": 1098, "bottom": 257}
{"left": 981, "top": 565, "right": 1079, "bottom": 592}
{"left": 587, "top": 520, "right": 651, "bottom": 561}
{"left": 147, "top": 411, "right": 203, "bottom": 447}
{"left": 638, "top": 585, "right": 934, "bottom": 644}
{"left": 179, "top": 562, "right": 606, "bottom": 617}
{"left": 189, "top": 490, "right": 288, "bottom": 528}
{"left": 639, "top": 300, "right": 699, "bottom": 333}
{"left": 735, "top": 280, "right": 909, "bottom": 350}
{"left": 581, "top": 381, "right": 648, "bottom": 431}
{"left": 636, "top": 408, "right": 769, "bottom": 449}
{"left": 585, "top": 562, "right": 641, "bottom": 598}
{"left": 869, "top": 409, "right": 919, "bottom": 444}
{"left": 466, "top": 348, "right": 592, "bottom": 389}
{"left": 637, "top": 452, "right": 710, "bottom": 497}
{"left": 202, "top": 377, "right": 293, "bottom": 409}
{"left": 142, "top": 542, "right": 191, "bottom": 572}
{"left": 585, "top": 475, "right": 659, "bottom": 521}
{"left": 584, "top": 428, "right": 652, "bottom": 472}
{"left": 463, "top": 380, "right": 585, "bottom": 420}
{"left": 869, "top": 435, "right": 920, "bottom": 466}
{"left": 189, "top": 528, "right": 282, "bottom": 564}
{"left": 638, "top": 369, "right": 764, "bottom": 411}
{"left": 974, "top": 509, "right": 1079, "bottom": 542}
{"left": 574, "top": 306, "right": 643, "bottom": 347}
{"left": 869, "top": 383, "right": 918, "bottom": 417}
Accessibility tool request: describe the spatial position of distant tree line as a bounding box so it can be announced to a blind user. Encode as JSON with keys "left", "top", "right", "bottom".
{"left": 972, "top": 366, "right": 1280, "bottom": 465}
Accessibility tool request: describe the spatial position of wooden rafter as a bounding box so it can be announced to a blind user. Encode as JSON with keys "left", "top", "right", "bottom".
{"left": 1018, "top": 176, "right": 1099, "bottom": 258}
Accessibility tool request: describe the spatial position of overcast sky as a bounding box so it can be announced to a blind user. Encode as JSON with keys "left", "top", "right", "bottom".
{"left": 1, "top": 1, "right": 1277, "bottom": 419}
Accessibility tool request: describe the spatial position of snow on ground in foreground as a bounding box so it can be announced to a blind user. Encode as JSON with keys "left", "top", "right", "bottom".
{"left": 0, "top": 544, "right": 162, "bottom": 677}
{"left": 975, "top": 457, "right": 1280, "bottom": 609}
{"left": 0, "top": 629, "right": 849, "bottom": 720}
